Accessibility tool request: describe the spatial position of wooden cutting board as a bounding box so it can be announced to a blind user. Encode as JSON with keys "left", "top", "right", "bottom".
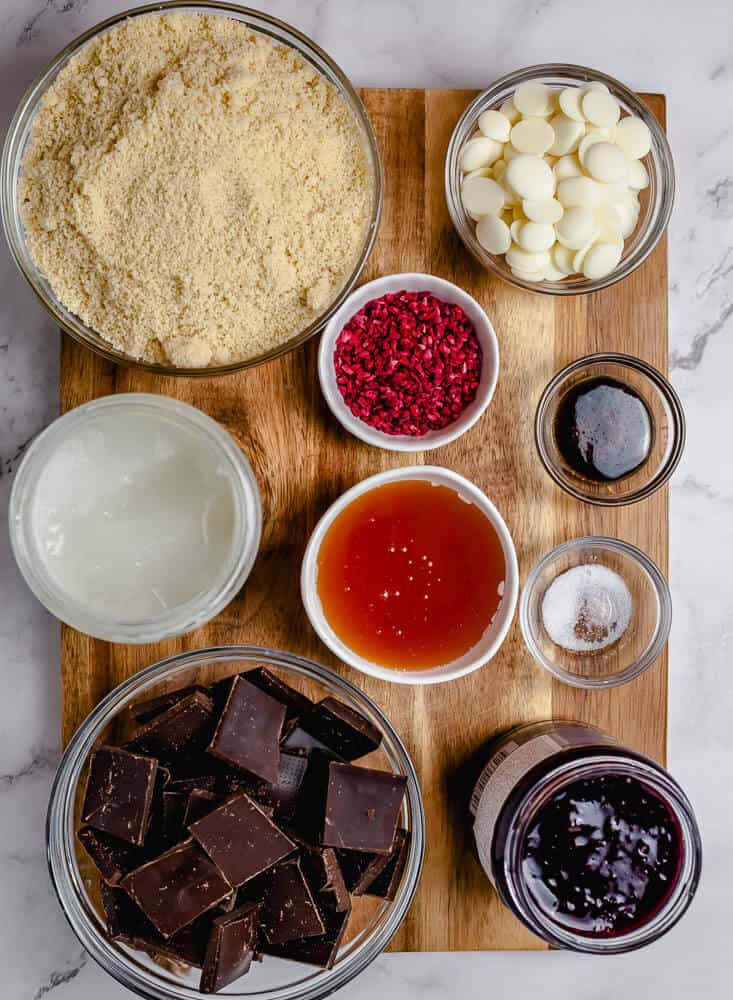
{"left": 60, "top": 89, "right": 668, "bottom": 952}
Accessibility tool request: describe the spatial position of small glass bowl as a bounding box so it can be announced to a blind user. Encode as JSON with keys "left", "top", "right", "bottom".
{"left": 520, "top": 536, "right": 672, "bottom": 689}
{"left": 445, "top": 63, "right": 675, "bottom": 295}
{"left": 1, "top": 1, "right": 382, "bottom": 377}
{"left": 47, "top": 646, "right": 425, "bottom": 1000}
{"left": 9, "top": 394, "right": 262, "bottom": 643}
{"left": 535, "top": 353, "right": 685, "bottom": 506}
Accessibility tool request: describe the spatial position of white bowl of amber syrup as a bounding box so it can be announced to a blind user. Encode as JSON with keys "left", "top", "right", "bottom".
{"left": 301, "top": 466, "right": 519, "bottom": 685}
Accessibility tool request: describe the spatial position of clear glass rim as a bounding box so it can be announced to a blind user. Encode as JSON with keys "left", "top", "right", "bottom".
{"left": 519, "top": 535, "right": 672, "bottom": 689}
{"left": 444, "top": 63, "right": 675, "bottom": 297}
{"left": 500, "top": 753, "right": 702, "bottom": 953}
{"left": 8, "top": 394, "right": 263, "bottom": 642}
{"left": 534, "top": 352, "right": 686, "bottom": 506}
{"left": 0, "top": 0, "right": 383, "bottom": 377}
{"left": 46, "top": 645, "right": 425, "bottom": 1000}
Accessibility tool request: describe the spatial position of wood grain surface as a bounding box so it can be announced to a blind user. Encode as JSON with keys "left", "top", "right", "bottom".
{"left": 60, "top": 89, "right": 668, "bottom": 951}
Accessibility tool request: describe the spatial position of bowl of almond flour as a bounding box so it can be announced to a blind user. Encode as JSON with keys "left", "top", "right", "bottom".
{"left": 1, "top": 3, "right": 381, "bottom": 373}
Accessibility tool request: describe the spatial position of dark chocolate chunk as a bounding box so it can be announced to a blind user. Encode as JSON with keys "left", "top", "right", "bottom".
{"left": 121, "top": 839, "right": 232, "bottom": 938}
{"left": 126, "top": 691, "right": 216, "bottom": 764}
{"left": 323, "top": 762, "right": 406, "bottom": 853}
{"left": 183, "top": 789, "right": 220, "bottom": 828}
{"left": 168, "top": 774, "right": 219, "bottom": 796}
{"left": 207, "top": 676, "right": 285, "bottom": 783}
{"left": 365, "top": 828, "right": 410, "bottom": 900}
{"left": 200, "top": 903, "right": 260, "bottom": 994}
{"left": 297, "top": 841, "right": 350, "bottom": 913}
{"left": 270, "top": 749, "right": 309, "bottom": 822}
{"left": 189, "top": 793, "right": 295, "bottom": 887}
{"left": 244, "top": 858, "right": 325, "bottom": 945}
{"left": 280, "top": 720, "right": 333, "bottom": 754}
{"left": 300, "top": 697, "right": 382, "bottom": 761}
{"left": 243, "top": 667, "right": 314, "bottom": 723}
{"left": 129, "top": 686, "right": 203, "bottom": 725}
{"left": 217, "top": 769, "right": 276, "bottom": 815}
{"left": 336, "top": 846, "right": 392, "bottom": 896}
{"left": 77, "top": 826, "right": 146, "bottom": 885}
{"left": 101, "top": 884, "right": 213, "bottom": 967}
{"left": 261, "top": 899, "right": 351, "bottom": 970}
{"left": 82, "top": 746, "right": 158, "bottom": 846}
{"left": 289, "top": 750, "right": 336, "bottom": 845}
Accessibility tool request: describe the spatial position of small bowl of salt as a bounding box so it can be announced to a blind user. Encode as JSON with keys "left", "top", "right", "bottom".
{"left": 519, "top": 536, "right": 671, "bottom": 689}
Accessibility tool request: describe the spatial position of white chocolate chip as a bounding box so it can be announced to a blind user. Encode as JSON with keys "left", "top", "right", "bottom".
{"left": 500, "top": 99, "right": 521, "bottom": 124}
{"left": 464, "top": 166, "right": 493, "bottom": 181}
{"left": 460, "top": 136, "right": 504, "bottom": 171}
{"left": 505, "top": 154, "right": 555, "bottom": 200}
{"left": 556, "top": 176, "right": 601, "bottom": 208}
{"left": 513, "top": 81, "right": 552, "bottom": 117}
{"left": 555, "top": 205, "right": 597, "bottom": 249}
{"left": 461, "top": 175, "right": 505, "bottom": 217}
{"left": 510, "top": 219, "right": 525, "bottom": 242}
{"left": 582, "top": 241, "right": 624, "bottom": 279}
{"left": 584, "top": 80, "right": 610, "bottom": 94}
{"left": 573, "top": 244, "right": 593, "bottom": 272}
{"left": 493, "top": 159, "right": 507, "bottom": 182}
{"left": 583, "top": 141, "right": 628, "bottom": 184}
{"left": 506, "top": 245, "right": 550, "bottom": 272}
{"left": 578, "top": 132, "right": 608, "bottom": 167}
{"left": 476, "top": 214, "right": 512, "bottom": 254}
{"left": 517, "top": 221, "right": 556, "bottom": 253}
{"left": 542, "top": 261, "right": 568, "bottom": 281}
{"left": 548, "top": 114, "right": 585, "bottom": 155}
{"left": 615, "top": 115, "right": 652, "bottom": 159}
{"left": 558, "top": 87, "right": 586, "bottom": 123}
{"left": 510, "top": 118, "right": 555, "bottom": 155}
{"left": 503, "top": 143, "right": 522, "bottom": 162}
{"left": 554, "top": 154, "right": 583, "bottom": 181}
{"left": 511, "top": 267, "right": 545, "bottom": 282}
{"left": 581, "top": 89, "right": 621, "bottom": 128}
{"left": 627, "top": 157, "right": 650, "bottom": 190}
{"left": 523, "top": 197, "right": 563, "bottom": 224}
{"left": 478, "top": 109, "right": 512, "bottom": 142}
{"left": 552, "top": 242, "right": 576, "bottom": 275}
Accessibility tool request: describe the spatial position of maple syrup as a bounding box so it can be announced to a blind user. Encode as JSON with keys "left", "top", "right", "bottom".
{"left": 316, "top": 479, "right": 506, "bottom": 670}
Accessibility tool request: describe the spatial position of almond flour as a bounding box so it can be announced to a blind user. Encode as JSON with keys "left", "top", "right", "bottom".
{"left": 19, "top": 12, "right": 374, "bottom": 367}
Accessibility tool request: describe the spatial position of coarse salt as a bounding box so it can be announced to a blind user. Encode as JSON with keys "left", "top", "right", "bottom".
{"left": 541, "top": 564, "right": 632, "bottom": 653}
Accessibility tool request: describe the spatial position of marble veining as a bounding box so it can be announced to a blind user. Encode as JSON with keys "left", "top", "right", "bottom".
{"left": 1, "top": 1, "right": 732, "bottom": 997}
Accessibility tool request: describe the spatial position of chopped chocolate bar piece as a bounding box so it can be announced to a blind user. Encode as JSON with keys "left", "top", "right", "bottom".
{"left": 200, "top": 903, "right": 260, "bottom": 994}
{"left": 323, "top": 762, "right": 407, "bottom": 853}
{"left": 157, "top": 791, "right": 188, "bottom": 847}
{"left": 218, "top": 769, "right": 276, "bottom": 815}
{"left": 300, "top": 697, "right": 382, "bottom": 761}
{"left": 126, "top": 691, "right": 216, "bottom": 764}
{"left": 270, "top": 749, "right": 309, "bottom": 822}
{"left": 77, "top": 826, "right": 146, "bottom": 885}
{"left": 183, "top": 789, "right": 220, "bottom": 828}
{"left": 280, "top": 720, "right": 333, "bottom": 754}
{"left": 289, "top": 750, "right": 335, "bottom": 844}
{"left": 207, "top": 676, "right": 285, "bottom": 783}
{"left": 261, "top": 900, "right": 351, "bottom": 970}
{"left": 336, "top": 846, "right": 392, "bottom": 896}
{"left": 82, "top": 746, "right": 158, "bottom": 846}
{"left": 243, "top": 667, "right": 314, "bottom": 723}
{"left": 129, "top": 686, "right": 203, "bottom": 725}
{"left": 366, "top": 828, "right": 410, "bottom": 900}
{"left": 168, "top": 774, "right": 219, "bottom": 796}
{"left": 190, "top": 793, "right": 295, "bottom": 887}
{"left": 297, "top": 841, "right": 351, "bottom": 912}
{"left": 101, "top": 884, "right": 212, "bottom": 967}
{"left": 245, "top": 858, "right": 325, "bottom": 944}
{"left": 121, "top": 839, "right": 232, "bottom": 938}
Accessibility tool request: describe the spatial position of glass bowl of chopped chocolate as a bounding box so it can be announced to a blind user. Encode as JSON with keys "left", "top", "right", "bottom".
{"left": 519, "top": 536, "right": 672, "bottom": 689}
{"left": 47, "top": 646, "right": 424, "bottom": 998}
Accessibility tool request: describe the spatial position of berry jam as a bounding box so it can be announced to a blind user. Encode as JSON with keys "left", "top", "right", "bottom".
{"left": 521, "top": 773, "right": 682, "bottom": 937}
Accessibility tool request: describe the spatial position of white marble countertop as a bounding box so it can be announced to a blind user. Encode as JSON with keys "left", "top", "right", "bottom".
{"left": 1, "top": 1, "right": 732, "bottom": 997}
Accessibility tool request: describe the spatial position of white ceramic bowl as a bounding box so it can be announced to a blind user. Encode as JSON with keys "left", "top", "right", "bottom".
{"left": 318, "top": 273, "right": 499, "bottom": 451}
{"left": 301, "top": 466, "right": 519, "bottom": 684}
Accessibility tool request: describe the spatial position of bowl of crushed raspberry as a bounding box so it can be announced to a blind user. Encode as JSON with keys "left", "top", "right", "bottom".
{"left": 318, "top": 273, "right": 499, "bottom": 451}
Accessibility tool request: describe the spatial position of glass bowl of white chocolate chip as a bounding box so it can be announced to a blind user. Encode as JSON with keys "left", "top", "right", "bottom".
{"left": 445, "top": 64, "right": 674, "bottom": 293}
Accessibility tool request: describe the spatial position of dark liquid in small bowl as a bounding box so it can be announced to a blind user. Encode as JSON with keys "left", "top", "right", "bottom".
{"left": 521, "top": 773, "right": 682, "bottom": 937}
{"left": 554, "top": 377, "right": 653, "bottom": 482}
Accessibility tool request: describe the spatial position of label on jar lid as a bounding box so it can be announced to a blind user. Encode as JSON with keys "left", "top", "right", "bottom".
{"left": 471, "top": 723, "right": 616, "bottom": 886}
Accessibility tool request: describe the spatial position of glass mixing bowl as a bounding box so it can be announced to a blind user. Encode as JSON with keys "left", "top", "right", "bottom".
{"left": 445, "top": 63, "right": 674, "bottom": 295}
{"left": 47, "top": 646, "right": 424, "bottom": 1000}
{"left": 1, "top": 1, "right": 383, "bottom": 377}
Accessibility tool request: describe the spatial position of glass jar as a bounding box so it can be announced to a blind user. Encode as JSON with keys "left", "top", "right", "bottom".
{"left": 471, "top": 722, "right": 701, "bottom": 953}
